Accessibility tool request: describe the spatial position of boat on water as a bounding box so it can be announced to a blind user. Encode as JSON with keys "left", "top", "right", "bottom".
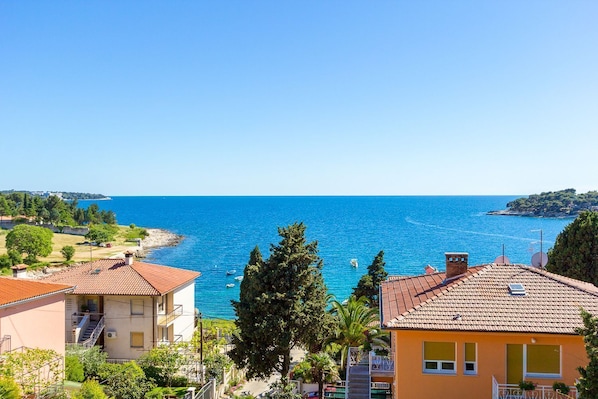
{"left": 226, "top": 269, "right": 236, "bottom": 275}
{"left": 350, "top": 259, "right": 358, "bottom": 268}
{"left": 234, "top": 276, "right": 243, "bottom": 281}
{"left": 226, "top": 283, "right": 235, "bottom": 288}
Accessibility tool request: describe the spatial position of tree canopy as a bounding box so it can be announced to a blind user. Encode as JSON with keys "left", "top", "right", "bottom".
{"left": 546, "top": 211, "right": 598, "bottom": 286}
{"left": 5, "top": 224, "right": 54, "bottom": 263}
{"left": 576, "top": 309, "right": 598, "bottom": 399}
{"left": 230, "top": 222, "right": 330, "bottom": 379}
{"left": 502, "top": 189, "right": 598, "bottom": 217}
{"left": 352, "top": 250, "right": 388, "bottom": 306}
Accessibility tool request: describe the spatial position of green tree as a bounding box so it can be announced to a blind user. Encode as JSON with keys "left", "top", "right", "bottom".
{"left": 61, "top": 245, "right": 76, "bottom": 261}
{"left": 137, "top": 344, "right": 187, "bottom": 387}
{"left": 98, "top": 361, "right": 155, "bottom": 399}
{"left": 0, "top": 376, "right": 21, "bottom": 399}
{"left": 85, "top": 224, "right": 117, "bottom": 243}
{"left": 72, "top": 379, "right": 108, "bottom": 399}
{"left": 293, "top": 352, "right": 339, "bottom": 399}
{"left": 546, "top": 211, "right": 598, "bottom": 286}
{"left": 5, "top": 224, "right": 53, "bottom": 263}
{"left": 230, "top": 223, "right": 329, "bottom": 379}
{"left": 328, "top": 296, "right": 388, "bottom": 368}
{"left": 352, "top": 250, "right": 388, "bottom": 306}
{"left": 576, "top": 309, "right": 598, "bottom": 399}
{"left": 67, "top": 345, "right": 107, "bottom": 379}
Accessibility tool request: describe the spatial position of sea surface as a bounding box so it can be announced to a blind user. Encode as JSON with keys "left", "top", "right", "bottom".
{"left": 87, "top": 196, "right": 572, "bottom": 319}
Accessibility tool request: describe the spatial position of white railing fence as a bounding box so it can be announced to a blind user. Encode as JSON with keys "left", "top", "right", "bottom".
{"left": 492, "top": 376, "right": 577, "bottom": 399}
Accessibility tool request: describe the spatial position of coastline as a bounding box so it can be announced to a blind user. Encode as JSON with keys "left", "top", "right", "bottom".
{"left": 141, "top": 228, "right": 184, "bottom": 249}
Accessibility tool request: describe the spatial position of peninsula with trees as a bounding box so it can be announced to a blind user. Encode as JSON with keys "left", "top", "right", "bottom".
{"left": 488, "top": 188, "right": 598, "bottom": 218}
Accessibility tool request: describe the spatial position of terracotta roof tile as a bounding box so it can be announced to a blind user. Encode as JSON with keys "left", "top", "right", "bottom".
{"left": 43, "top": 259, "right": 200, "bottom": 296}
{"left": 380, "top": 263, "right": 598, "bottom": 335}
{"left": 0, "top": 277, "right": 74, "bottom": 308}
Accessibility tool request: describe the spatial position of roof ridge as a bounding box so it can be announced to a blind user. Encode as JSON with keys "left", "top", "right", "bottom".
{"left": 388, "top": 264, "right": 492, "bottom": 326}
{"left": 524, "top": 265, "right": 598, "bottom": 297}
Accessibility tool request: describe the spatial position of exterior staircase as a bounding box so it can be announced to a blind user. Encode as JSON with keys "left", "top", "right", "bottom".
{"left": 79, "top": 321, "right": 99, "bottom": 344}
{"left": 347, "top": 363, "right": 370, "bottom": 399}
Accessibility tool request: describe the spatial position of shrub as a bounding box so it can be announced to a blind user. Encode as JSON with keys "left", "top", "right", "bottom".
{"left": 7, "top": 250, "right": 22, "bottom": 265}
{"left": 0, "top": 254, "right": 12, "bottom": 269}
{"left": 519, "top": 380, "right": 536, "bottom": 391}
{"left": 553, "top": 381, "right": 570, "bottom": 395}
{"left": 65, "top": 355, "right": 85, "bottom": 382}
{"left": 61, "top": 245, "right": 76, "bottom": 261}
{"left": 73, "top": 379, "right": 108, "bottom": 399}
{"left": 0, "top": 376, "right": 21, "bottom": 399}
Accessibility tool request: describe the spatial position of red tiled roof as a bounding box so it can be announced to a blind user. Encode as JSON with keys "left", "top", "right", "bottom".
{"left": 0, "top": 277, "right": 74, "bottom": 308}
{"left": 43, "top": 259, "right": 200, "bottom": 296}
{"left": 380, "top": 263, "right": 598, "bottom": 335}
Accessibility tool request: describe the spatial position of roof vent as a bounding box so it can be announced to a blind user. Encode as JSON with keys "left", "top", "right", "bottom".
{"left": 508, "top": 283, "right": 526, "bottom": 296}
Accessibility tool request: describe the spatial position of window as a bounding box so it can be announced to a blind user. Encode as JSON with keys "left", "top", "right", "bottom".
{"left": 131, "top": 332, "right": 144, "bottom": 348}
{"left": 464, "top": 343, "right": 477, "bottom": 375}
{"left": 131, "top": 299, "right": 144, "bottom": 315}
{"left": 158, "top": 296, "right": 165, "bottom": 313}
{"left": 423, "top": 342, "right": 456, "bottom": 374}
{"left": 526, "top": 345, "right": 560, "bottom": 377}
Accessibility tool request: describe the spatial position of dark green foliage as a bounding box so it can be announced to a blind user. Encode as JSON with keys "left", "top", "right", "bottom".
{"left": 292, "top": 353, "right": 339, "bottom": 399}
{"left": 7, "top": 250, "right": 22, "bottom": 265}
{"left": 98, "top": 361, "right": 155, "bottom": 399}
{"left": 5, "top": 224, "right": 53, "bottom": 262}
{"left": 61, "top": 245, "right": 75, "bottom": 261}
{"left": 85, "top": 224, "right": 118, "bottom": 243}
{"left": 576, "top": 309, "right": 598, "bottom": 399}
{"left": 352, "top": 250, "right": 388, "bottom": 306}
{"left": 0, "top": 254, "right": 12, "bottom": 269}
{"left": 65, "top": 355, "right": 84, "bottom": 382}
{"left": 230, "top": 223, "right": 330, "bottom": 379}
{"left": 546, "top": 211, "right": 598, "bottom": 286}
{"left": 266, "top": 378, "right": 303, "bottom": 399}
{"left": 72, "top": 379, "right": 108, "bottom": 399}
{"left": 505, "top": 189, "right": 598, "bottom": 217}
{"left": 0, "top": 376, "right": 21, "bottom": 399}
{"left": 552, "top": 381, "right": 570, "bottom": 395}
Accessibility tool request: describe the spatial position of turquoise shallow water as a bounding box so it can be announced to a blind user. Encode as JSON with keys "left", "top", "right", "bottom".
{"left": 88, "top": 196, "right": 572, "bottom": 319}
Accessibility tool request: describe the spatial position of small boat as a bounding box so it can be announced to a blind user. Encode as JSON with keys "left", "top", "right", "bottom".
{"left": 350, "top": 259, "right": 358, "bottom": 268}
{"left": 234, "top": 276, "right": 243, "bottom": 281}
{"left": 226, "top": 283, "right": 235, "bottom": 288}
{"left": 226, "top": 269, "right": 236, "bottom": 275}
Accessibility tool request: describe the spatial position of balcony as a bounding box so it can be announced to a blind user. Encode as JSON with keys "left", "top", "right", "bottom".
{"left": 370, "top": 353, "right": 394, "bottom": 376}
{"left": 157, "top": 304, "right": 183, "bottom": 326}
{"left": 70, "top": 312, "right": 105, "bottom": 348}
{"left": 492, "top": 376, "right": 577, "bottom": 399}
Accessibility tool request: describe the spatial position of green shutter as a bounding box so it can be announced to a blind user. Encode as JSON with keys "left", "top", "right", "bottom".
{"left": 465, "top": 343, "right": 476, "bottom": 362}
{"left": 424, "top": 342, "right": 455, "bottom": 361}
{"left": 527, "top": 345, "right": 560, "bottom": 374}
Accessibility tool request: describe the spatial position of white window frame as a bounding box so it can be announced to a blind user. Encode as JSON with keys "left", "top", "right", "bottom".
{"left": 524, "top": 344, "right": 562, "bottom": 379}
{"left": 423, "top": 342, "right": 457, "bottom": 375}
{"left": 464, "top": 342, "right": 477, "bottom": 375}
{"left": 131, "top": 298, "right": 144, "bottom": 315}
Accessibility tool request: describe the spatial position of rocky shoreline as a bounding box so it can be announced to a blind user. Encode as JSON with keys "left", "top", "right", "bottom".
{"left": 141, "top": 228, "right": 184, "bottom": 249}
{"left": 487, "top": 209, "right": 577, "bottom": 218}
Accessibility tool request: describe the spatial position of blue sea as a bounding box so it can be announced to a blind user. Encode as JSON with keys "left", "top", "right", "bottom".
{"left": 87, "top": 196, "right": 572, "bottom": 319}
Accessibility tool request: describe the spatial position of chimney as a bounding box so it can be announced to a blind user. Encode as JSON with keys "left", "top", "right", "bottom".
{"left": 445, "top": 252, "right": 468, "bottom": 279}
{"left": 11, "top": 264, "right": 28, "bottom": 279}
{"left": 124, "top": 251, "right": 134, "bottom": 265}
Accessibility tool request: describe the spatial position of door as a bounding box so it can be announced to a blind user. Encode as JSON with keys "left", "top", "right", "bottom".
{"left": 506, "top": 344, "right": 523, "bottom": 385}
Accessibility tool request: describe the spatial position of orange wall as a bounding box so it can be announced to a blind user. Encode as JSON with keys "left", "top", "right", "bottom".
{"left": 391, "top": 330, "right": 587, "bottom": 399}
{"left": 0, "top": 293, "right": 67, "bottom": 356}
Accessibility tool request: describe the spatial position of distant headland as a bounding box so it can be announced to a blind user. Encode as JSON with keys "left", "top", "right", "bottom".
{"left": 0, "top": 189, "right": 110, "bottom": 201}
{"left": 488, "top": 188, "right": 598, "bottom": 218}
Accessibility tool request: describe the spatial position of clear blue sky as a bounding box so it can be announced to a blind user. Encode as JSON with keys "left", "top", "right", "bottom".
{"left": 1, "top": 1, "right": 596, "bottom": 196}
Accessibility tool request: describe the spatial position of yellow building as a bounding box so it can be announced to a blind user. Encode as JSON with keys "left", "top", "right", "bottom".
{"left": 379, "top": 253, "right": 598, "bottom": 399}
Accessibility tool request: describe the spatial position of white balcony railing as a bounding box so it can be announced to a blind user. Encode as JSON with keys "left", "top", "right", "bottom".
{"left": 492, "top": 376, "right": 577, "bottom": 399}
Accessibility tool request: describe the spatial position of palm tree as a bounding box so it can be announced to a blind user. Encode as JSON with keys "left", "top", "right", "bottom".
{"left": 328, "top": 296, "right": 388, "bottom": 369}
{"left": 306, "top": 352, "right": 339, "bottom": 399}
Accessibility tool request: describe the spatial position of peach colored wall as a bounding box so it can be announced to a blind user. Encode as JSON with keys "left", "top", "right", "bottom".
{"left": 391, "top": 330, "right": 587, "bottom": 399}
{"left": 0, "top": 294, "right": 67, "bottom": 356}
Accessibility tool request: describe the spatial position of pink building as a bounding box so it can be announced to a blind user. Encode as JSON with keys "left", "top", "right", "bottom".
{"left": 0, "top": 274, "right": 74, "bottom": 355}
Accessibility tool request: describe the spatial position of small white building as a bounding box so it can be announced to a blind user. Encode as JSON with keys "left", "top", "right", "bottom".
{"left": 44, "top": 253, "right": 200, "bottom": 360}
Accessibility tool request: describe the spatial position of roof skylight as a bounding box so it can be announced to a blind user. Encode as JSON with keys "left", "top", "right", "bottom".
{"left": 508, "top": 283, "right": 526, "bottom": 295}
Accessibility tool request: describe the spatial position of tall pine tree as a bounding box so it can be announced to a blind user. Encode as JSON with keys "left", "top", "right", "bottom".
{"left": 352, "top": 250, "right": 388, "bottom": 306}
{"left": 230, "top": 223, "right": 329, "bottom": 379}
{"left": 576, "top": 309, "right": 598, "bottom": 399}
